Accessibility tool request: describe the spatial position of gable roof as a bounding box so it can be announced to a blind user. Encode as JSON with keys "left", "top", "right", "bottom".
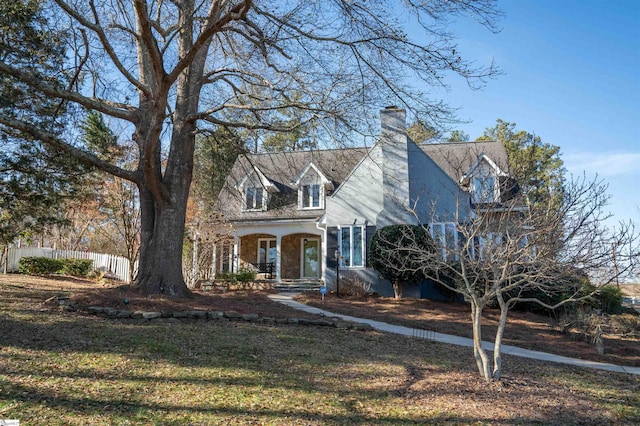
{"left": 291, "top": 161, "right": 335, "bottom": 190}
{"left": 215, "top": 148, "right": 368, "bottom": 221}
{"left": 418, "top": 140, "right": 510, "bottom": 181}
{"left": 215, "top": 140, "right": 512, "bottom": 221}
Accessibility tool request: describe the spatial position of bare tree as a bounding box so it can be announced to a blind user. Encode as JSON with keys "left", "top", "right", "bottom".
{"left": 0, "top": 0, "right": 502, "bottom": 296}
{"left": 376, "top": 174, "right": 639, "bottom": 381}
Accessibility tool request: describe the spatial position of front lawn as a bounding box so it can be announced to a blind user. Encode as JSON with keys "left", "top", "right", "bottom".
{"left": 0, "top": 275, "right": 638, "bottom": 425}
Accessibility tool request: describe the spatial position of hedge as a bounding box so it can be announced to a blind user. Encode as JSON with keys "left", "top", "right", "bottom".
{"left": 18, "top": 257, "right": 93, "bottom": 277}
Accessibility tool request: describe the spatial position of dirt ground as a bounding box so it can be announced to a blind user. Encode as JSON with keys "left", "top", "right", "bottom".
{"left": 295, "top": 291, "right": 640, "bottom": 368}
{"left": 2, "top": 273, "right": 639, "bottom": 368}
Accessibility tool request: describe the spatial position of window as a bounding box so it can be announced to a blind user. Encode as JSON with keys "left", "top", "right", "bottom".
{"left": 472, "top": 175, "right": 496, "bottom": 203}
{"left": 339, "top": 225, "right": 364, "bottom": 267}
{"left": 429, "top": 222, "right": 458, "bottom": 261}
{"left": 475, "top": 232, "right": 503, "bottom": 261}
{"left": 301, "top": 184, "right": 321, "bottom": 209}
{"left": 258, "top": 239, "right": 277, "bottom": 264}
{"left": 245, "top": 186, "right": 264, "bottom": 210}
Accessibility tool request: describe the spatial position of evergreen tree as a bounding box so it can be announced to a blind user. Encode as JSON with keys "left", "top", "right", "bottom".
{"left": 192, "top": 127, "right": 248, "bottom": 215}
{"left": 0, "top": 0, "right": 84, "bottom": 252}
{"left": 477, "top": 119, "right": 565, "bottom": 212}
{"left": 447, "top": 130, "right": 470, "bottom": 142}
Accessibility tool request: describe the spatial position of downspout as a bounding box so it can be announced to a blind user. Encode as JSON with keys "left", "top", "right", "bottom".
{"left": 316, "top": 214, "right": 327, "bottom": 284}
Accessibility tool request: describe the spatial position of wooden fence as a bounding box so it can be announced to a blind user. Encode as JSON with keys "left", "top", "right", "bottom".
{"left": 3, "top": 247, "right": 136, "bottom": 283}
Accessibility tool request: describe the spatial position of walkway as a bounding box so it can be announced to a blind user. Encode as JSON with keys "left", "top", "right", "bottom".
{"left": 268, "top": 293, "right": 640, "bottom": 376}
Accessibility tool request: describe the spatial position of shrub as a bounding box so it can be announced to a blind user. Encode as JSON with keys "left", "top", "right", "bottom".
{"left": 215, "top": 268, "right": 256, "bottom": 284}
{"left": 595, "top": 285, "right": 624, "bottom": 315}
{"left": 215, "top": 272, "right": 233, "bottom": 281}
{"left": 369, "top": 224, "right": 436, "bottom": 298}
{"left": 236, "top": 267, "right": 256, "bottom": 283}
{"left": 18, "top": 257, "right": 93, "bottom": 277}
{"left": 608, "top": 313, "right": 640, "bottom": 338}
{"left": 18, "top": 257, "right": 64, "bottom": 275}
{"left": 339, "top": 277, "right": 372, "bottom": 297}
{"left": 60, "top": 259, "right": 93, "bottom": 277}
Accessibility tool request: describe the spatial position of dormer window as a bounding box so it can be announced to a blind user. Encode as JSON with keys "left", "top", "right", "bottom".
{"left": 237, "top": 165, "right": 279, "bottom": 212}
{"left": 302, "top": 184, "right": 321, "bottom": 209}
{"left": 292, "top": 162, "right": 333, "bottom": 211}
{"left": 245, "top": 186, "right": 265, "bottom": 210}
{"left": 461, "top": 154, "right": 506, "bottom": 205}
{"left": 472, "top": 175, "right": 496, "bottom": 204}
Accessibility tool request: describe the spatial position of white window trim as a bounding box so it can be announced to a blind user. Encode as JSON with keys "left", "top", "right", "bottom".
{"left": 471, "top": 175, "right": 498, "bottom": 204}
{"left": 475, "top": 232, "right": 503, "bottom": 261}
{"left": 299, "top": 183, "right": 324, "bottom": 210}
{"left": 429, "top": 222, "right": 459, "bottom": 261}
{"left": 338, "top": 225, "right": 366, "bottom": 268}
{"left": 257, "top": 238, "right": 277, "bottom": 264}
{"left": 243, "top": 186, "right": 267, "bottom": 211}
{"left": 300, "top": 237, "right": 320, "bottom": 278}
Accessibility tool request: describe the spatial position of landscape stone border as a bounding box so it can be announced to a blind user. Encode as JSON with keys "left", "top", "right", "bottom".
{"left": 52, "top": 295, "right": 373, "bottom": 331}
{"left": 84, "top": 306, "right": 373, "bottom": 330}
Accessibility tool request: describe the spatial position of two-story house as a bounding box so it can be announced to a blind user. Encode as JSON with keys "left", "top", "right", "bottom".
{"left": 214, "top": 107, "right": 519, "bottom": 297}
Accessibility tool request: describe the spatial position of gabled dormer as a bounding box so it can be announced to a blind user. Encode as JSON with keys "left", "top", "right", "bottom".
{"left": 291, "top": 162, "right": 334, "bottom": 210}
{"left": 460, "top": 154, "right": 508, "bottom": 205}
{"left": 237, "top": 166, "right": 279, "bottom": 211}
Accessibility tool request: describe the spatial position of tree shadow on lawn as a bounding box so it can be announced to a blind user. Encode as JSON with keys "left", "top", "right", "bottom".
{"left": 1, "top": 281, "right": 638, "bottom": 424}
{"left": 297, "top": 293, "right": 640, "bottom": 367}
{"left": 0, "top": 311, "right": 638, "bottom": 425}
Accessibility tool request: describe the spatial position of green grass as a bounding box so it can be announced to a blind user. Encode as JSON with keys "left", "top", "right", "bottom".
{"left": 1, "top": 284, "right": 639, "bottom": 425}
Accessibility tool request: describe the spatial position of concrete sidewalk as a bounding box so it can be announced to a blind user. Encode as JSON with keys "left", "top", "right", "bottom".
{"left": 268, "top": 293, "right": 640, "bottom": 376}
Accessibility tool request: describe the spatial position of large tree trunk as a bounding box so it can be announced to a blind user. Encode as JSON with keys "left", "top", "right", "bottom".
{"left": 134, "top": 121, "right": 195, "bottom": 298}
{"left": 135, "top": 183, "right": 191, "bottom": 297}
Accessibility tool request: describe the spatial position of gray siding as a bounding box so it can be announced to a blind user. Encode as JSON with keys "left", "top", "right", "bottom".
{"left": 407, "top": 140, "right": 472, "bottom": 223}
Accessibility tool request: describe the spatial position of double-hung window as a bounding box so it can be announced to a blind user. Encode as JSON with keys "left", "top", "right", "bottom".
{"left": 339, "top": 225, "right": 364, "bottom": 267}
{"left": 429, "top": 222, "right": 458, "bottom": 261}
{"left": 301, "top": 184, "right": 321, "bottom": 209}
{"left": 245, "top": 186, "right": 264, "bottom": 210}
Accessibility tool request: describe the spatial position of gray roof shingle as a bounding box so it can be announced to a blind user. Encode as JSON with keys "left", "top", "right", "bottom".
{"left": 215, "top": 140, "right": 511, "bottom": 221}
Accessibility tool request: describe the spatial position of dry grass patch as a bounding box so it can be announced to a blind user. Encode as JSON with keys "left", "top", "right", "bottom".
{"left": 0, "top": 274, "right": 639, "bottom": 425}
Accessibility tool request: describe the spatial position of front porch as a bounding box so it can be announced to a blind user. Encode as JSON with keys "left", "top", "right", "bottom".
{"left": 239, "top": 232, "right": 322, "bottom": 281}
{"left": 213, "top": 219, "right": 326, "bottom": 284}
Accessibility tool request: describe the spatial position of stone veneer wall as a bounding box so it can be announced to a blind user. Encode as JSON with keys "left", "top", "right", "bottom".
{"left": 239, "top": 233, "right": 321, "bottom": 279}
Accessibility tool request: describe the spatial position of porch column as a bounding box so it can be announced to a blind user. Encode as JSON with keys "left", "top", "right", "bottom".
{"left": 192, "top": 232, "right": 199, "bottom": 282}
{"left": 211, "top": 243, "right": 217, "bottom": 278}
{"left": 233, "top": 236, "right": 240, "bottom": 272}
{"left": 275, "top": 235, "right": 282, "bottom": 282}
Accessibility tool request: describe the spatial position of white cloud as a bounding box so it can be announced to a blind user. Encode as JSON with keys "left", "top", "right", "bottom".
{"left": 564, "top": 151, "right": 640, "bottom": 177}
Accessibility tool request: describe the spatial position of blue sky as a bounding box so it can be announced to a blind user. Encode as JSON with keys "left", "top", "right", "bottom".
{"left": 429, "top": 0, "right": 640, "bottom": 227}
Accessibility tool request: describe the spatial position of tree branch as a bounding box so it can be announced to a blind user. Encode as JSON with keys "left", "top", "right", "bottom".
{"left": 0, "top": 116, "right": 139, "bottom": 184}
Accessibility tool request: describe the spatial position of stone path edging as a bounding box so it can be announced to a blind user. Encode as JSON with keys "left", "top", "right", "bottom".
{"left": 79, "top": 304, "right": 373, "bottom": 330}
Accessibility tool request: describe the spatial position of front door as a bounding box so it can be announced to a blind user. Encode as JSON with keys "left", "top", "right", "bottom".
{"left": 301, "top": 238, "right": 320, "bottom": 278}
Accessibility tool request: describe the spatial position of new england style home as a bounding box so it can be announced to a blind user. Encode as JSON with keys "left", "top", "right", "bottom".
{"left": 213, "top": 107, "right": 519, "bottom": 297}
